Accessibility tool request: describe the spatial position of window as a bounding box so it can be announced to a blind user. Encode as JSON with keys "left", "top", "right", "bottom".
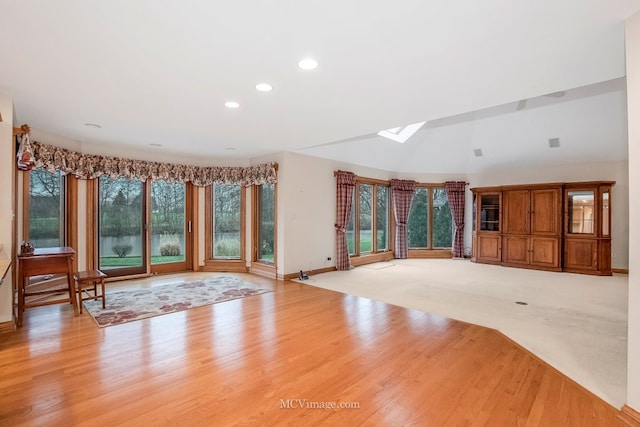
{"left": 408, "top": 186, "right": 453, "bottom": 249}
{"left": 213, "top": 184, "right": 242, "bottom": 259}
{"left": 376, "top": 186, "right": 389, "bottom": 251}
{"left": 151, "top": 180, "right": 186, "bottom": 265}
{"left": 27, "top": 168, "right": 65, "bottom": 248}
{"left": 346, "top": 200, "right": 356, "bottom": 255}
{"left": 432, "top": 187, "right": 453, "bottom": 248}
{"left": 255, "top": 183, "right": 275, "bottom": 263}
{"left": 204, "top": 183, "right": 245, "bottom": 271}
{"left": 359, "top": 184, "right": 373, "bottom": 253}
{"left": 348, "top": 181, "right": 390, "bottom": 256}
{"left": 98, "top": 175, "right": 146, "bottom": 276}
{"left": 408, "top": 188, "right": 429, "bottom": 247}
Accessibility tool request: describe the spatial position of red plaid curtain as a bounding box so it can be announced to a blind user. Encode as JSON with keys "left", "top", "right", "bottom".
{"left": 445, "top": 181, "right": 467, "bottom": 258}
{"left": 335, "top": 171, "right": 356, "bottom": 270}
{"left": 391, "top": 179, "right": 416, "bottom": 259}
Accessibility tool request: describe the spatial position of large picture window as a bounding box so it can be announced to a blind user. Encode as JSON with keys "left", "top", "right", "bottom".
{"left": 376, "top": 186, "right": 389, "bottom": 251}
{"left": 256, "top": 183, "right": 275, "bottom": 263}
{"left": 213, "top": 184, "right": 242, "bottom": 259}
{"left": 347, "top": 181, "right": 389, "bottom": 256}
{"left": 408, "top": 186, "right": 453, "bottom": 249}
{"left": 27, "top": 168, "right": 65, "bottom": 248}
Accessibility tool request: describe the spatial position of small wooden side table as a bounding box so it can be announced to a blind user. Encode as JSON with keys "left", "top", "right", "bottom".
{"left": 74, "top": 270, "right": 107, "bottom": 313}
{"left": 17, "top": 247, "right": 78, "bottom": 327}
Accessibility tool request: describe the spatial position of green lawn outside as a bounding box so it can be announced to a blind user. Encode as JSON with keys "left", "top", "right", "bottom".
{"left": 100, "top": 255, "right": 184, "bottom": 267}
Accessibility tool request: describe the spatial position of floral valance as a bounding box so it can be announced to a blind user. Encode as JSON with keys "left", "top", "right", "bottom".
{"left": 24, "top": 139, "right": 277, "bottom": 186}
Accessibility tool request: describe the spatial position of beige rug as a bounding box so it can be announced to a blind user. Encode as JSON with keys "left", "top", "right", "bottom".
{"left": 84, "top": 276, "right": 272, "bottom": 327}
{"left": 296, "top": 259, "right": 628, "bottom": 408}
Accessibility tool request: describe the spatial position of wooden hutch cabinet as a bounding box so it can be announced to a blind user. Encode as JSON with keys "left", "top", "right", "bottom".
{"left": 563, "top": 181, "right": 614, "bottom": 275}
{"left": 472, "top": 189, "right": 502, "bottom": 264}
{"left": 471, "top": 181, "right": 614, "bottom": 275}
{"left": 501, "top": 184, "right": 562, "bottom": 271}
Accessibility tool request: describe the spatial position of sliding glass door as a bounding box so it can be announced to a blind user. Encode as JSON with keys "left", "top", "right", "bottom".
{"left": 150, "top": 180, "right": 190, "bottom": 273}
{"left": 98, "top": 176, "right": 146, "bottom": 276}
{"left": 97, "top": 176, "right": 192, "bottom": 277}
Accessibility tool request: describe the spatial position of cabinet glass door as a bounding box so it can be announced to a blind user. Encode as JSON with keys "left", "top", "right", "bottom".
{"left": 602, "top": 189, "right": 610, "bottom": 237}
{"left": 480, "top": 194, "right": 500, "bottom": 231}
{"left": 567, "top": 190, "right": 594, "bottom": 234}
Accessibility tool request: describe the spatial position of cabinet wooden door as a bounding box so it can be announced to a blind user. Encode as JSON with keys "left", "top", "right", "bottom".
{"left": 502, "top": 235, "right": 529, "bottom": 265}
{"left": 564, "top": 238, "right": 598, "bottom": 272}
{"left": 530, "top": 237, "right": 560, "bottom": 269}
{"left": 531, "top": 188, "right": 561, "bottom": 235}
{"left": 503, "top": 190, "right": 530, "bottom": 235}
{"left": 477, "top": 234, "right": 501, "bottom": 263}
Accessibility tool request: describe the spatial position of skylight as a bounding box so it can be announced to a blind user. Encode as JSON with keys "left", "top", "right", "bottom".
{"left": 377, "top": 121, "right": 426, "bottom": 143}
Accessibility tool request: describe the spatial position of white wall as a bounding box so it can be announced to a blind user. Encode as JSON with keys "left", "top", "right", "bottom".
{"left": 0, "top": 92, "right": 14, "bottom": 323}
{"left": 275, "top": 154, "right": 630, "bottom": 275}
{"left": 625, "top": 9, "right": 640, "bottom": 412}
{"left": 277, "top": 152, "right": 396, "bottom": 275}
{"left": 13, "top": 128, "right": 633, "bottom": 277}
{"left": 467, "top": 160, "right": 629, "bottom": 269}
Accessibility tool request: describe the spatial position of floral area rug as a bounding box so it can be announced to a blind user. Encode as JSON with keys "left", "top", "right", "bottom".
{"left": 83, "top": 276, "right": 272, "bottom": 328}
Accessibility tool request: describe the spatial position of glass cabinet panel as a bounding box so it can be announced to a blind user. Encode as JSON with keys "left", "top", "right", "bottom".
{"left": 602, "top": 189, "right": 610, "bottom": 236}
{"left": 567, "top": 190, "right": 594, "bottom": 234}
{"left": 472, "top": 194, "right": 477, "bottom": 232}
{"left": 480, "top": 194, "right": 500, "bottom": 231}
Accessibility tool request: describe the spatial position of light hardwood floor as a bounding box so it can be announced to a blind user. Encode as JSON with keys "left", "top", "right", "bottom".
{"left": 0, "top": 273, "right": 627, "bottom": 426}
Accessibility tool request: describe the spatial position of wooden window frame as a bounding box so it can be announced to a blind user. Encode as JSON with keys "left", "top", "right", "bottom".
{"left": 22, "top": 169, "right": 78, "bottom": 271}
{"left": 407, "top": 184, "right": 453, "bottom": 259}
{"left": 203, "top": 184, "right": 247, "bottom": 273}
{"left": 250, "top": 183, "right": 277, "bottom": 278}
{"left": 349, "top": 178, "right": 394, "bottom": 266}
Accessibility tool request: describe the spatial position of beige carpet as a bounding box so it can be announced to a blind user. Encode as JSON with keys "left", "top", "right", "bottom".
{"left": 297, "top": 259, "right": 628, "bottom": 408}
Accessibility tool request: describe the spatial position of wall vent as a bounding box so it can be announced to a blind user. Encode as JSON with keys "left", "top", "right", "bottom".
{"left": 548, "top": 137, "right": 560, "bottom": 148}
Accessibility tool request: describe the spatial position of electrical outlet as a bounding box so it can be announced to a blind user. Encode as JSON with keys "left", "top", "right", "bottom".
{"left": 327, "top": 256, "right": 332, "bottom": 261}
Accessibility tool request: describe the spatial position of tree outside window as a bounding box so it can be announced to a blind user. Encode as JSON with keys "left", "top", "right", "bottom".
{"left": 213, "top": 184, "right": 241, "bottom": 258}
{"left": 348, "top": 182, "right": 389, "bottom": 256}
{"left": 408, "top": 186, "right": 453, "bottom": 249}
{"left": 28, "top": 168, "right": 65, "bottom": 248}
{"left": 257, "top": 183, "right": 275, "bottom": 262}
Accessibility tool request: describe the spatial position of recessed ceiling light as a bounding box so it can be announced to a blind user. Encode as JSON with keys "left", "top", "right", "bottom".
{"left": 255, "top": 83, "right": 273, "bottom": 92}
{"left": 297, "top": 58, "right": 318, "bottom": 70}
{"left": 84, "top": 122, "right": 102, "bottom": 128}
{"left": 225, "top": 101, "right": 240, "bottom": 109}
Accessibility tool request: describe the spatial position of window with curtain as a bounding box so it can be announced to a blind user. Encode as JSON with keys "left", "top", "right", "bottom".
{"left": 376, "top": 185, "right": 389, "bottom": 251}
{"left": 408, "top": 185, "right": 453, "bottom": 249}
{"left": 348, "top": 181, "right": 390, "bottom": 256}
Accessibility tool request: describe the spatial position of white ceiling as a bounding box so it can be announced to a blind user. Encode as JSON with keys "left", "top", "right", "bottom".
{"left": 0, "top": 0, "right": 638, "bottom": 173}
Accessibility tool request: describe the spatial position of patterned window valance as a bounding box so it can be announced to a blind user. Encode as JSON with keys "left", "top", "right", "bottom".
{"left": 25, "top": 140, "right": 277, "bottom": 186}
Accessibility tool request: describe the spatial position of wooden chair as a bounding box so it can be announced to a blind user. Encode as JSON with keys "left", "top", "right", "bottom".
{"left": 74, "top": 270, "right": 107, "bottom": 313}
